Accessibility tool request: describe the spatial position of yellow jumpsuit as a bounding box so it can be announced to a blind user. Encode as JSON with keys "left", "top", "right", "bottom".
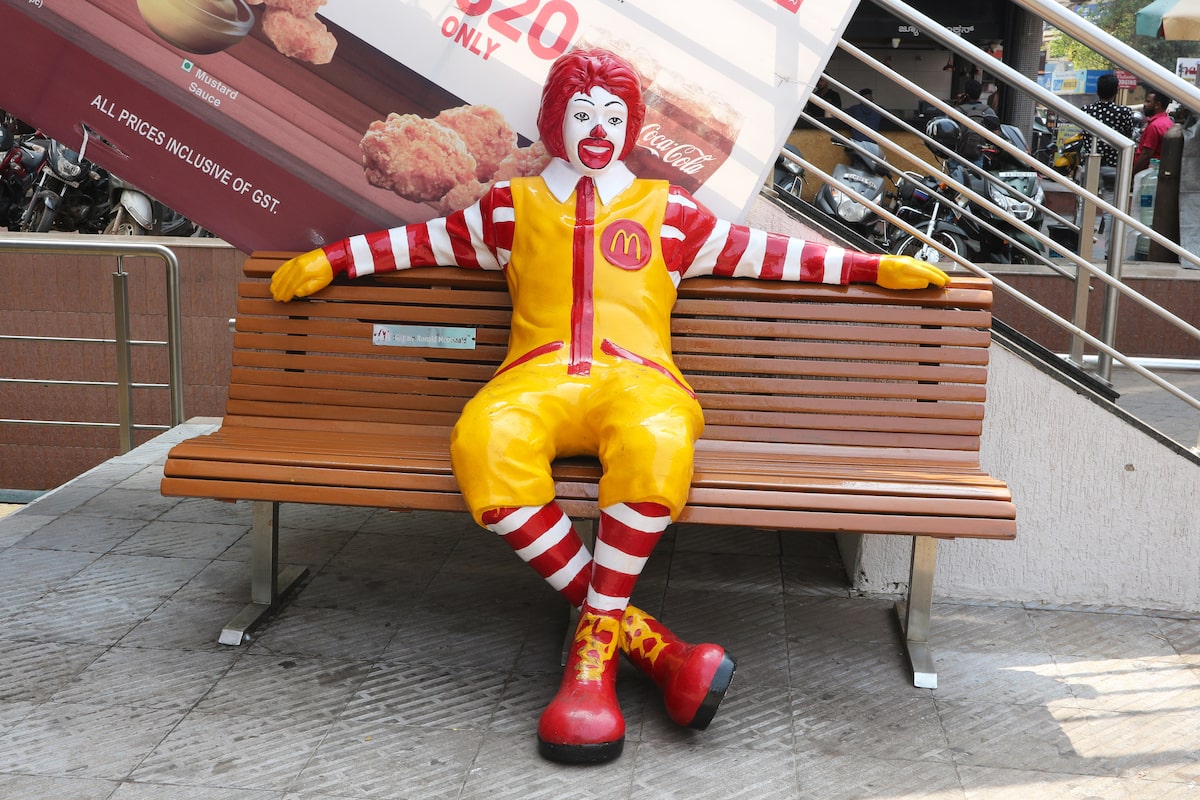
{"left": 449, "top": 176, "right": 703, "bottom": 524}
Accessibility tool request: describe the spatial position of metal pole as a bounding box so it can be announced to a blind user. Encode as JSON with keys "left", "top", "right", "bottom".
{"left": 111, "top": 259, "right": 134, "bottom": 453}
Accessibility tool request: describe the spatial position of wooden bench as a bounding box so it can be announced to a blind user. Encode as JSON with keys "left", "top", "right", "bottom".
{"left": 161, "top": 251, "right": 1016, "bottom": 688}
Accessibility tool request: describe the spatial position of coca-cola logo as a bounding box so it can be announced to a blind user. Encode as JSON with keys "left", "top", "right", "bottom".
{"left": 635, "top": 123, "right": 716, "bottom": 177}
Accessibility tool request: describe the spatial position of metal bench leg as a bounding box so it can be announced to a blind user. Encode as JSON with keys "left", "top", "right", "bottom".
{"left": 219, "top": 501, "right": 309, "bottom": 646}
{"left": 894, "top": 535, "right": 938, "bottom": 689}
{"left": 561, "top": 518, "right": 597, "bottom": 665}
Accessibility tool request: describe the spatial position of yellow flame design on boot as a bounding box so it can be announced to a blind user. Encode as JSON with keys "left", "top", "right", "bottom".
{"left": 572, "top": 612, "right": 620, "bottom": 682}
{"left": 619, "top": 604, "right": 736, "bottom": 730}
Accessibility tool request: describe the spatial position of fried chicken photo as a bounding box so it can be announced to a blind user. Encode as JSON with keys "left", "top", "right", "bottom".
{"left": 434, "top": 105, "right": 516, "bottom": 182}
{"left": 360, "top": 113, "right": 478, "bottom": 204}
{"left": 260, "top": 6, "right": 337, "bottom": 63}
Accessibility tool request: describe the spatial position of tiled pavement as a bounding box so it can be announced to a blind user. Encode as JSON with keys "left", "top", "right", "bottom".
{"left": 1, "top": 419, "right": 1199, "bottom": 800}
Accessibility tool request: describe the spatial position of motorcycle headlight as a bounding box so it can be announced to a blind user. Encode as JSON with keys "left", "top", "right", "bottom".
{"left": 55, "top": 153, "right": 81, "bottom": 179}
{"left": 987, "top": 183, "right": 1033, "bottom": 221}
{"left": 837, "top": 196, "right": 868, "bottom": 223}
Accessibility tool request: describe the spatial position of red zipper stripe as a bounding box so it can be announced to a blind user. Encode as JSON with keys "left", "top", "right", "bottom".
{"left": 570, "top": 178, "right": 596, "bottom": 376}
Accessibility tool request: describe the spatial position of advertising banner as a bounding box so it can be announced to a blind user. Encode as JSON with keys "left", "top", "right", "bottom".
{"left": 1, "top": 0, "right": 860, "bottom": 252}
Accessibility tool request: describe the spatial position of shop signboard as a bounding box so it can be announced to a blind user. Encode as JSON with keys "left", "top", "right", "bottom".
{"left": 0, "top": 0, "right": 860, "bottom": 252}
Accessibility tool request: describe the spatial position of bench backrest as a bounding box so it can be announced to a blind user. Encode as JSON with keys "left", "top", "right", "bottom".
{"left": 235, "top": 252, "right": 994, "bottom": 453}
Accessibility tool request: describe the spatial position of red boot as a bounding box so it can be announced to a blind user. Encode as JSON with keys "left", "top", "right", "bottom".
{"left": 537, "top": 610, "right": 624, "bottom": 763}
{"left": 621, "top": 605, "right": 736, "bottom": 730}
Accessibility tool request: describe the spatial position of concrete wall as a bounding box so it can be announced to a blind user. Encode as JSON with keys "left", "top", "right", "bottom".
{"left": 844, "top": 342, "right": 1200, "bottom": 613}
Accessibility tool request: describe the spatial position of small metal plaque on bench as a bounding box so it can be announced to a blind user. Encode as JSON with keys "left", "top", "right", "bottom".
{"left": 372, "top": 324, "right": 476, "bottom": 349}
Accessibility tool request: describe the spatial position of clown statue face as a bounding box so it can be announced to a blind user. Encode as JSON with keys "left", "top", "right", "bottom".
{"left": 562, "top": 86, "right": 628, "bottom": 176}
{"left": 535, "top": 48, "right": 647, "bottom": 178}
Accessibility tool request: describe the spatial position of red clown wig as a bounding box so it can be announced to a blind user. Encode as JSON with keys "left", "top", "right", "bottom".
{"left": 536, "top": 48, "right": 646, "bottom": 162}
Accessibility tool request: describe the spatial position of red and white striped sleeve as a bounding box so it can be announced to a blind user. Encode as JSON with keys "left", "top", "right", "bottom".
{"left": 661, "top": 186, "right": 881, "bottom": 285}
{"left": 321, "top": 183, "right": 516, "bottom": 278}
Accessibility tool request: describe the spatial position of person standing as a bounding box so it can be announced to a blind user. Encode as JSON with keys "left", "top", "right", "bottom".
{"left": 799, "top": 76, "right": 842, "bottom": 126}
{"left": 1134, "top": 88, "right": 1174, "bottom": 173}
{"left": 1081, "top": 73, "right": 1134, "bottom": 254}
{"left": 845, "top": 87, "right": 882, "bottom": 142}
{"left": 954, "top": 79, "right": 999, "bottom": 168}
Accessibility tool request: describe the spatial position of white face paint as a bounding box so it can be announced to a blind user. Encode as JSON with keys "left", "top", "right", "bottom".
{"left": 562, "top": 86, "right": 628, "bottom": 177}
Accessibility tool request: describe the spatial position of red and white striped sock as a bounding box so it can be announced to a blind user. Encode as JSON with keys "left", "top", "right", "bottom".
{"left": 585, "top": 502, "right": 671, "bottom": 617}
{"left": 482, "top": 503, "right": 591, "bottom": 608}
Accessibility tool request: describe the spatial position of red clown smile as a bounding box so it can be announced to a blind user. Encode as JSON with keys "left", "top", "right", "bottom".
{"left": 578, "top": 138, "right": 615, "bottom": 170}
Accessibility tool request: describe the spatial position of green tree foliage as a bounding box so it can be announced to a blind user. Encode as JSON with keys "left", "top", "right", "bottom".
{"left": 1047, "top": 0, "right": 1197, "bottom": 72}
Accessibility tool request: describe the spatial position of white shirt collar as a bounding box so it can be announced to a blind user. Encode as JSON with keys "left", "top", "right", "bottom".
{"left": 540, "top": 157, "right": 636, "bottom": 205}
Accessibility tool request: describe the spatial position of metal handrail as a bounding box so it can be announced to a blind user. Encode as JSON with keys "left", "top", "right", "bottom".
{"left": 775, "top": 0, "right": 1200, "bottom": 450}
{"left": 0, "top": 236, "right": 183, "bottom": 452}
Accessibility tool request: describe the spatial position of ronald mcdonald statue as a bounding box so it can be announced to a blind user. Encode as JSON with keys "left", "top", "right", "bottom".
{"left": 271, "top": 48, "right": 949, "bottom": 763}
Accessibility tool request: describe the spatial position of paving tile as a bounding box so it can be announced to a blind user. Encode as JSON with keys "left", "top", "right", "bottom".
{"left": 663, "top": 551, "right": 785, "bottom": 595}
{"left": 0, "top": 701, "right": 183, "bottom": 780}
{"left": 247, "top": 605, "right": 401, "bottom": 661}
{"left": 21, "top": 484, "right": 107, "bottom": 516}
{"left": 131, "top": 711, "right": 335, "bottom": 791}
{"left": 74, "top": 487, "right": 181, "bottom": 521}
{"left": 0, "top": 547, "right": 99, "bottom": 612}
{"left": 459, "top": 731, "right": 637, "bottom": 800}
{"left": 16, "top": 513, "right": 149, "bottom": 553}
{"left": 380, "top": 607, "right": 531, "bottom": 669}
{"left": 0, "top": 640, "right": 107, "bottom": 702}
{"left": 784, "top": 595, "right": 900, "bottom": 643}
{"left": 118, "top": 599, "right": 249, "bottom": 652}
{"left": 196, "top": 654, "right": 373, "bottom": 722}
{"left": 671, "top": 523, "right": 782, "bottom": 556}
{"left": 0, "top": 774, "right": 118, "bottom": 799}
{"left": 49, "top": 646, "right": 237, "bottom": 710}
{"left": 794, "top": 754, "right": 967, "bottom": 800}
{"left": 787, "top": 635, "right": 917, "bottom": 693}
{"left": 1027, "top": 608, "right": 1181, "bottom": 660}
{"left": 289, "top": 565, "right": 426, "bottom": 613}
{"left": 1055, "top": 653, "right": 1200, "bottom": 713}
{"left": 112, "top": 518, "right": 248, "bottom": 559}
{"left": 957, "top": 765, "right": 1131, "bottom": 799}
{"left": 0, "top": 700, "right": 36, "bottom": 734}
{"left": 929, "top": 602, "right": 1045, "bottom": 652}
{"left": 1075, "top": 704, "right": 1200, "bottom": 783}
{"left": 630, "top": 740, "right": 801, "bottom": 800}
{"left": 937, "top": 700, "right": 1120, "bottom": 776}
{"left": 931, "top": 647, "right": 1076, "bottom": 707}
{"left": 790, "top": 686, "right": 952, "bottom": 763}
{"left": 292, "top": 720, "right": 483, "bottom": 799}
{"left": 161, "top": 497, "right": 254, "bottom": 526}
{"left": 341, "top": 660, "right": 509, "bottom": 731}
{"left": 110, "top": 784, "right": 285, "bottom": 799}
{"left": 0, "top": 510, "right": 54, "bottom": 546}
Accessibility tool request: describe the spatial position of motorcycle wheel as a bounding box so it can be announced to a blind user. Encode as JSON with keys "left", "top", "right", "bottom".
{"left": 104, "top": 206, "right": 145, "bottom": 236}
{"left": 27, "top": 201, "right": 56, "bottom": 233}
{"left": 895, "top": 230, "right": 965, "bottom": 266}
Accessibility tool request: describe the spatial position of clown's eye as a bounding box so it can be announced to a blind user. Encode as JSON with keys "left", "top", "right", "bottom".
{"left": 608, "top": 116, "right": 623, "bottom": 126}
{"left": 573, "top": 111, "right": 590, "bottom": 123}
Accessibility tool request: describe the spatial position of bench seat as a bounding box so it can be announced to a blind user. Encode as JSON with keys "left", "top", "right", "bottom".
{"left": 162, "top": 252, "right": 1016, "bottom": 687}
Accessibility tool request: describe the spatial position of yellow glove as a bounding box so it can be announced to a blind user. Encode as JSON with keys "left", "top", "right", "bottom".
{"left": 270, "top": 249, "right": 335, "bottom": 302}
{"left": 876, "top": 255, "right": 950, "bottom": 290}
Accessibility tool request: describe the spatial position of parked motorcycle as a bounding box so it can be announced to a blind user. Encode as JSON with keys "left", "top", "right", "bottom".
{"left": 19, "top": 132, "right": 110, "bottom": 234}
{"left": 812, "top": 137, "right": 893, "bottom": 248}
{"left": 923, "top": 117, "right": 1047, "bottom": 264}
{"left": 1052, "top": 130, "right": 1085, "bottom": 180}
{"left": 105, "top": 174, "right": 202, "bottom": 236}
{"left": 772, "top": 143, "right": 806, "bottom": 203}
{"left": 0, "top": 119, "right": 46, "bottom": 230}
{"left": 890, "top": 171, "right": 968, "bottom": 266}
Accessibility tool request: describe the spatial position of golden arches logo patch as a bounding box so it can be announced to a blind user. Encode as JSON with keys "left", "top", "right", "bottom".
{"left": 600, "top": 219, "right": 651, "bottom": 270}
